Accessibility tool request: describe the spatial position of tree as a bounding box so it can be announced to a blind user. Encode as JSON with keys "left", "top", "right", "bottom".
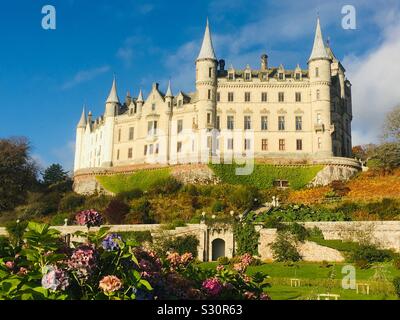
{"left": 42, "top": 163, "right": 68, "bottom": 186}
{"left": 371, "top": 142, "right": 400, "bottom": 172}
{"left": 0, "top": 137, "right": 39, "bottom": 211}
{"left": 383, "top": 104, "right": 400, "bottom": 142}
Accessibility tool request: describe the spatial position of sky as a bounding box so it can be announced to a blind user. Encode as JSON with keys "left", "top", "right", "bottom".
{"left": 1, "top": 0, "right": 400, "bottom": 172}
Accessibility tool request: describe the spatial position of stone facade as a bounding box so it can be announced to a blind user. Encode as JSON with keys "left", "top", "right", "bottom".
{"left": 73, "top": 18, "right": 353, "bottom": 177}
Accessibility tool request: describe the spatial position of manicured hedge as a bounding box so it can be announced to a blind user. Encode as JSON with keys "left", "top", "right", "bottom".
{"left": 96, "top": 168, "right": 171, "bottom": 193}
{"left": 209, "top": 164, "right": 323, "bottom": 190}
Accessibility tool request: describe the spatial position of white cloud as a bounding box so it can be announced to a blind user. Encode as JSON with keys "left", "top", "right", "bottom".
{"left": 344, "top": 21, "right": 400, "bottom": 145}
{"left": 62, "top": 66, "right": 110, "bottom": 90}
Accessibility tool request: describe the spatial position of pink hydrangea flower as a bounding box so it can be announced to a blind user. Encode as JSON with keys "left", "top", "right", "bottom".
{"left": 99, "top": 275, "right": 122, "bottom": 294}
{"left": 216, "top": 265, "right": 225, "bottom": 272}
{"left": 202, "top": 278, "right": 223, "bottom": 296}
{"left": 181, "top": 252, "right": 194, "bottom": 265}
{"left": 5, "top": 261, "right": 14, "bottom": 270}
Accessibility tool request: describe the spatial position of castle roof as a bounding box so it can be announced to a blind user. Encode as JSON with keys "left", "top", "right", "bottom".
{"left": 165, "top": 80, "right": 173, "bottom": 97}
{"left": 309, "top": 17, "right": 330, "bottom": 62}
{"left": 197, "top": 19, "right": 217, "bottom": 61}
{"left": 137, "top": 89, "right": 144, "bottom": 102}
{"left": 77, "top": 107, "right": 87, "bottom": 128}
{"left": 106, "top": 76, "right": 120, "bottom": 104}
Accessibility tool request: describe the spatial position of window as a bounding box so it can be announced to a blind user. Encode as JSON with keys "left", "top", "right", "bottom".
{"left": 261, "top": 92, "right": 267, "bottom": 102}
{"left": 216, "top": 92, "right": 220, "bottom": 102}
{"left": 261, "top": 73, "right": 268, "bottom": 81}
{"left": 149, "top": 144, "right": 154, "bottom": 155}
{"left": 228, "top": 92, "right": 234, "bottom": 102}
{"left": 244, "top": 116, "right": 251, "bottom": 130}
{"left": 118, "top": 129, "right": 121, "bottom": 142}
{"left": 129, "top": 127, "right": 134, "bottom": 140}
{"left": 279, "top": 139, "right": 285, "bottom": 151}
{"left": 178, "top": 100, "right": 182, "bottom": 107}
{"left": 130, "top": 108, "right": 134, "bottom": 115}
{"left": 227, "top": 116, "right": 234, "bottom": 130}
{"left": 128, "top": 148, "right": 133, "bottom": 159}
{"left": 278, "top": 116, "right": 285, "bottom": 131}
{"left": 227, "top": 138, "right": 234, "bottom": 150}
{"left": 117, "top": 149, "right": 120, "bottom": 160}
{"left": 279, "top": 72, "right": 284, "bottom": 80}
{"left": 208, "top": 89, "right": 211, "bottom": 100}
{"left": 295, "top": 92, "right": 301, "bottom": 102}
{"left": 245, "top": 92, "right": 251, "bottom": 102}
{"left": 278, "top": 92, "right": 284, "bottom": 102}
{"left": 228, "top": 72, "right": 234, "bottom": 80}
{"left": 244, "top": 139, "right": 251, "bottom": 150}
{"left": 262, "top": 139, "right": 268, "bottom": 151}
{"left": 318, "top": 137, "right": 322, "bottom": 149}
{"left": 168, "top": 101, "right": 171, "bottom": 108}
{"left": 207, "top": 113, "right": 211, "bottom": 125}
{"left": 144, "top": 145, "right": 147, "bottom": 156}
{"left": 216, "top": 115, "right": 220, "bottom": 130}
{"left": 295, "top": 116, "right": 302, "bottom": 131}
{"left": 177, "top": 141, "right": 182, "bottom": 153}
{"left": 245, "top": 72, "right": 251, "bottom": 81}
{"left": 261, "top": 116, "right": 268, "bottom": 130}
{"left": 147, "top": 121, "right": 158, "bottom": 135}
{"left": 315, "top": 67, "right": 319, "bottom": 77}
{"left": 317, "top": 113, "right": 322, "bottom": 124}
{"left": 151, "top": 103, "right": 156, "bottom": 111}
{"left": 296, "top": 139, "right": 303, "bottom": 150}
{"left": 295, "top": 73, "right": 301, "bottom": 80}
{"left": 177, "top": 119, "right": 183, "bottom": 134}
{"left": 155, "top": 144, "right": 159, "bottom": 154}
{"left": 209, "top": 67, "right": 213, "bottom": 77}
{"left": 316, "top": 89, "right": 320, "bottom": 100}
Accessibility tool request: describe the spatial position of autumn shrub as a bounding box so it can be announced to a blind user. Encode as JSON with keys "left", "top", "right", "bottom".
{"left": 103, "top": 199, "right": 130, "bottom": 224}
{"left": 125, "top": 198, "right": 154, "bottom": 224}
{"left": 59, "top": 192, "right": 85, "bottom": 212}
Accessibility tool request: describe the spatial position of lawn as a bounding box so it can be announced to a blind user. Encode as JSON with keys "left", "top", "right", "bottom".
{"left": 199, "top": 261, "right": 400, "bottom": 300}
{"left": 209, "top": 164, "right": 323, "bottom": 190}
{"left": 96, "top": 168, "right": 171, "bottom": 193}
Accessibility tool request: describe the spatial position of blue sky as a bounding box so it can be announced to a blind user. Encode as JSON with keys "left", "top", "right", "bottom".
{"left": 1, "top": 0, "right": 400, "bottom": 172}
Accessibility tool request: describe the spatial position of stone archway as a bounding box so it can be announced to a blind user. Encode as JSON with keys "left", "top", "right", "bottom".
{"left": 211, "top": 238, "right": 225, "bottom": 261}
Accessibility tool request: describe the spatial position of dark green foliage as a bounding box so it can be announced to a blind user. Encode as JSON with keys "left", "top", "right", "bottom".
{"left": 212, "top": 200, "right": 225, "bottom": 212}
{"left": 365, "top": 198, "right": 400, "bottom": 220}
{"left": 126, "top": 198, "right": 154, "bottom": 224}
{"left": 50, "top": 212, "right": 72, "bottom": 226}
{"left": 83, "top": 194, "right": 112, "bottom": 212}
{"left": 36, "top": 192, "right": 63, "bottom": 215}
{"left": 307, "top": 226, "right": 324, "bottom": 239}
{"left": 149, "top": 177, "right": 182, "bottom": 195}
{"left": 217, "top": 256, "right": 230, "bottom": 265}
{"left": 285, "top": 223, "right": 308, "bottom": 242}
{"left": 6, "top": 220, "right": 28, "bottom": 247}
{"left": 116, "top": 188, "right": 144, "bottom": 201}
{"left": 371, "top": 142, "right": 400, "bottom": 171}
{"left": 42, "top": 163, "right": 69, "bottom": 186}
{"left": 103, "top": 199, "right": 130, "bottom": 224}
{"left": 160, "top": 235, "right": 199, "bottom": 257}
{"left": 228, "top": 185, "right": 260, "bottom": 210}
{"left": 209, "top": 163, "right": 323, "bottom": 190}
{"left": 0, "top": 137, "right": 39, "bottom": 211}
{"left": 118, "top": 230, "right": 153, "bottom": 244}
{"left": 233, "top": 222, "right": 260, "bottom": 256}
{"left": 393, "top": 256, "right": 400, "bottom": 270}
{"left": 271, "top": 231, "right": 302, "bottom": 262}
{"left": 393, "top": 277, "right": 400, "bottom": 298}
{"left": 349, "top": 244, "right": 394, "bottom": 267}
{"left": 58, "top": 192, "right": 85, "bottom": 212}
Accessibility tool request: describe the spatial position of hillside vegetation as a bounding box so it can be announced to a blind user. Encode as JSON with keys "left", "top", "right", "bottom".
{"left": 209, "top": 164, "right": 323, "bottom": 190}
{"left": 96, "top": 168, "right": 171, "bottom": 193}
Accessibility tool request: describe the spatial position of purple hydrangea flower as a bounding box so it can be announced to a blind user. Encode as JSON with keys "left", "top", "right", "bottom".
{"left": 202, "top": 278, "right": 223, "bottom": 296}
{"left": 41, "top": 266, "right": 69, "bottom": 291}
{"left": 102, "top": 234, "right": 123, "bottom": 251}
{"left": 67, "top": 244, "right": 97, "bottom": 280}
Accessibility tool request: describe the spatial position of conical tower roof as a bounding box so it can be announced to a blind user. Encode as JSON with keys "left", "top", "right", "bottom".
{"left": 137, "top": 89, "right": 144, "bottom": 102}
{"left": 309, "top": 17, "right": 330, "bottom": 62}
{"left": 165, "top": 80, "right": 173, "bottom": 97}
{"left": 197, "top": 18, "right": 217, "bottom": 61}
{"left": 106, "top": 76, "right": 120, "bottom": 104}
{"left": 77, "top": 107, "right": 87, "bottom": 128}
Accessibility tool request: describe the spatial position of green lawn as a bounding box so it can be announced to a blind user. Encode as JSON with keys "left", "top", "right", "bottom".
{"left": 199, "top": 261, "right": 400, "bottom": 300}
{"left": 209, "top": 164, "right": 323, "bottom": 190}
{"left": 96, "top": 168, "right": 171, "bottom": 193}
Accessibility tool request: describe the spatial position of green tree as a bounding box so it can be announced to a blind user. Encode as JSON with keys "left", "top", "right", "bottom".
{"left": 42, "top": 163, "right": 69, "bottom": 186}
{"left": 383, "top": 104, "right": 400, "bottom": 142}
{"left": 0, "top": 137, "right": 38, "bottom": 211}
{"left": 371, "top": 142, "right": 400, "bottom": 171}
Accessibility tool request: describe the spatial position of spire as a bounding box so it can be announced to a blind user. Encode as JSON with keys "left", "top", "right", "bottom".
{"left": 309, "top": 17, "right": 330, "bottom": 62}
{"left": 197, "top": 18, "right": 217, "bottom": 61}
{"left": 77, "top": 106, "right": 87, "bottom": 128}
{"left": 106, "top": 76, "right": 120, "bottom": 104}
{"left": 137, "top": 89, "right": 144, "bottom": 102}
{"left": 165, "top": 80, "right": 173, "bottom": 97}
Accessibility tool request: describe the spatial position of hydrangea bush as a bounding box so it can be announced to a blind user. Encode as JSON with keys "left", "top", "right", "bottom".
{"left": 0, "top": 211, "right": 270, "bottom": 300}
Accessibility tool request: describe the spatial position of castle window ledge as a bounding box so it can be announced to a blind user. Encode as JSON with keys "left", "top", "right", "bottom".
{"left": 314, "top": 123, "right": 325, "bottom": 132}
{"left": 146, "top": 134, "right": 158, "bottom": 143}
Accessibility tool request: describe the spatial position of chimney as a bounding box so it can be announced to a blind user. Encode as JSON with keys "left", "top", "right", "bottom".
{"left": 261, "top": 54, "right": 268, "bottom": 71}
{"left": 219, "top": 59, "right": 225, "bottom": 71}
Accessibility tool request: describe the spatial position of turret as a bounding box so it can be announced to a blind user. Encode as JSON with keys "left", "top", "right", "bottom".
{"left": 308, "top": 17, "right": 333, "bottom": 158}
{"left": 136, "top": 89, "right": 144, "bottom": 114}
{"left": 196, "top": 18, "right": 218, "bottom": 130}
{"left": 105, "top": 76, "right": 120, "bottom": 117}
{"left": 165, "top": 80, "right": 173, "bottom": 112}
{"left": 74, "top": 106, "right": 87, "bottom": 171}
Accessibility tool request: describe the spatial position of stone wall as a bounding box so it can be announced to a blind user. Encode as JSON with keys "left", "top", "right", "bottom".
{"left": 258, "top": 229, "right": 344, "bottom": 262}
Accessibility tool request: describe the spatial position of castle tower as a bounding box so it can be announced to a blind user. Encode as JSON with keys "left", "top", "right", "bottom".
{"left": 136, "top": 89, "right": 144, "bottom": 115}
{"left": 103, "top": 77, "right": 120, "bottom": 167}
{"left": 74, "top": 107, "right": 87, "bottom": 171}
{"left": 196, "top": 19, "right": 218, "bottom": 130}
{"left": 308, "top": 17, "right": 333, "bottom": 158}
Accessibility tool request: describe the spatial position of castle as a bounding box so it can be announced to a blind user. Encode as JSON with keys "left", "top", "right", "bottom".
{"left": 74, "top": 18, "right": 353, "bottom": 174}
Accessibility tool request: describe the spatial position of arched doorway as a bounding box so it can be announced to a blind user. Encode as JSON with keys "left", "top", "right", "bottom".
{"left": 212, "top": 238, "right": 225, "bottom": 261}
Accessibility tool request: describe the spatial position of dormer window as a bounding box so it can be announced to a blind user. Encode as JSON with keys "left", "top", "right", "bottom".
{"left": 261, "top": 73, "right": 268, "bottom": 81}
{"left": 152, "top": 103, "right": 156, "bottom": 111}
{"left": 228, "top": 72, "right": 234, "bottom": 80}
{"left": 245, "top": 72, "right": 251, "bottom": 81}
{"left": 178, "top": 100, "right": 183, "bottom": 107}
{"left": 295, "top": 72, "right": 301, "bottom": 80}
{"left": 278, "top": 72, "right": 284, "bottom": 80}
